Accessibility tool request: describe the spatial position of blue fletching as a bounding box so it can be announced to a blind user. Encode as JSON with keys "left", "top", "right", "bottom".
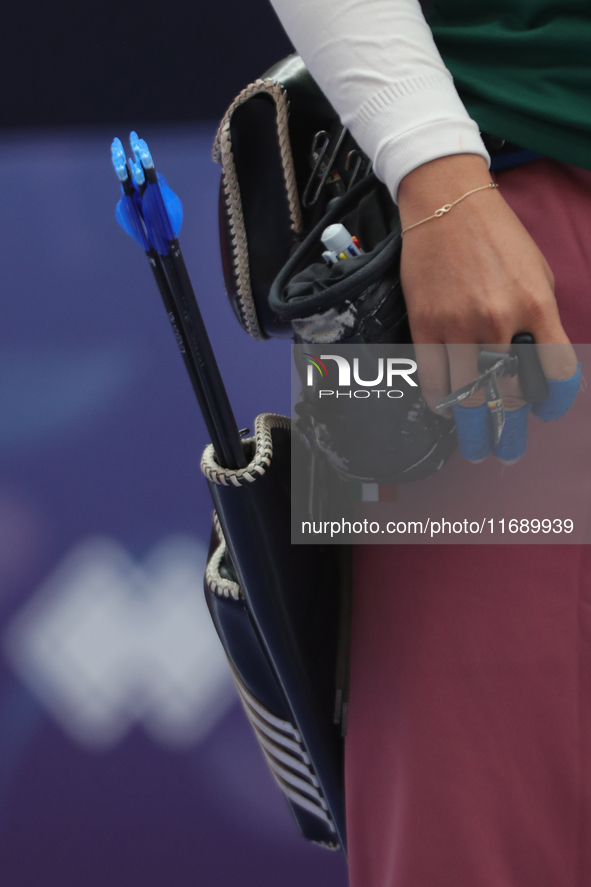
{"left": 141, "top": 176, "right": 183, "bottom": 254}
{"left": 115, "top": 192, "right": 150, "bottom": 250}
{"left": 131, "top": 187, "right": 144, "bottom": 216}
{"left": 142, "top": 181, "right": 174, "bottom": 254}
{"left": 116, "top": 131, "right": 183, "bottom": 252}
{"left": 158, "top": 173, "right": 183, "bottom": 236}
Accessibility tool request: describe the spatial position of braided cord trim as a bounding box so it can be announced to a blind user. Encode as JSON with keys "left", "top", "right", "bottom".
{"left": 201, "top": 413, "right": 291, "bottom": 487}
{"left": 205, "top": 512, "right": 243, "bottom": 600}
{"left": 213, "top": 79, "right": 303, "bottom": 340}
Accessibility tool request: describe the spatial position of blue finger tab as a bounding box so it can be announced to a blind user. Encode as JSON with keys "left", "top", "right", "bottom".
{"left": 453, "top": 403, "right": 491, "bottom": 462}
{"left": 493, "top": 403, "right": 531, "bottom": 462}
{"left": 531, "top": 363, "right": 581, "bottom": 421}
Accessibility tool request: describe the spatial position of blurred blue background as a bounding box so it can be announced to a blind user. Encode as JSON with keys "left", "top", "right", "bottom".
{"left": 0, "top": 124, "right": 348, "bottom": 884}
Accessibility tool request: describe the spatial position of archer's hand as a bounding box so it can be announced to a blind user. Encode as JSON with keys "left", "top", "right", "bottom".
{"left": 397, "top": 154, "right": 578, "bottom": 462}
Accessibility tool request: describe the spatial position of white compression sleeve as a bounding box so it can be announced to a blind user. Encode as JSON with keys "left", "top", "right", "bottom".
{"left": 268, "top": 0, "right": 490, "bottom": 200}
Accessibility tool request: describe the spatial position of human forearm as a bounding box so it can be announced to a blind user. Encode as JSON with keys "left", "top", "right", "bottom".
{"left": 268, "top": 0, "right": 489, "bottom": 199}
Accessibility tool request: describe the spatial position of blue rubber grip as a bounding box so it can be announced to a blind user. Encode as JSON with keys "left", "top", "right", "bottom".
{"left": 453, "top": 403, "right": 491, "bottom": 462}
{"left": 532, "top": 363, "right": 581, "bottom": 421}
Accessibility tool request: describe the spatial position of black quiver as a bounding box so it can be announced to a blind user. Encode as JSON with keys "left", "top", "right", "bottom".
{"left": 202, "top": 53, "right": 455, "bottom": 853}
{"left": 201, "top": 415, "right": 347, "bottom": 849}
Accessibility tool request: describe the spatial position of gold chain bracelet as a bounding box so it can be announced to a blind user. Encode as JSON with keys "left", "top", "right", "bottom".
{"left": 401, "top": 182, "right": 499, "bottom": 235}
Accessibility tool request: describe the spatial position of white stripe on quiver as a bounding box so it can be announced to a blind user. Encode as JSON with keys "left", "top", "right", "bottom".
{"left": 245, "top": 707, "right": 310, "bottom": 760}
{"left": 253, "top": 731, "right": 319, "bottom": 782}
{"left": 232, "top": 669, "right": 336, "bottom": 831}
{"left": 237, "top": 680, "right": 302, "bottom": 739}
{"left": 276, "top": 781, "right": 335, "bottom": 829}
{"left": 263, "top": 755, "right": 328, "bottom": 806}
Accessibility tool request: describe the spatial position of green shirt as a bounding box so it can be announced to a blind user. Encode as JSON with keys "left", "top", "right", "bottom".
{"left": 427, "top": 0, "right": 591, "bottom": 170}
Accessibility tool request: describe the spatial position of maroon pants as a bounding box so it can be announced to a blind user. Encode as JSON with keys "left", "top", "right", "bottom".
{"left": 347, "top": 159, "right": 591, "bottom": 887}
